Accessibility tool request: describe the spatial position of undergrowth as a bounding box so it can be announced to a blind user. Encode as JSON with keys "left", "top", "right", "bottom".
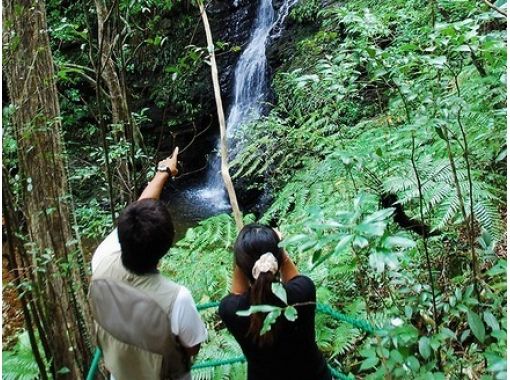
{"left": 162, "top": 0, "right": 506, "bottom": 378}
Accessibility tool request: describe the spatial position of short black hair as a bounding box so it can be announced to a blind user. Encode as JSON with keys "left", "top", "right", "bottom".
{"left": 117, "top": 199, "right": 174, "bottom": 275}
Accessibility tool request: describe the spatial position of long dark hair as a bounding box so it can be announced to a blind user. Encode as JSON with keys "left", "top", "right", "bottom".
{"left": 234, "top": 223, "right": 284, "bottom": 347}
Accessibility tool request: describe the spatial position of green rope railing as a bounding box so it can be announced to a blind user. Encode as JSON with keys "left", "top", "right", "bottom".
{"left": 86, "top": 301, "right": 373, "bottom": 379}
{"left": 191, "top": 355, "right": 246, "bottom": 370}
{"left": 316, "top": 303, "right": 375, "bottom": 334}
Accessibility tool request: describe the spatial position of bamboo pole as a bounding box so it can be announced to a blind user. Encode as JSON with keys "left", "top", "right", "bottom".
{"left": 199, "top": 2, "right": 244, "bottom": 230}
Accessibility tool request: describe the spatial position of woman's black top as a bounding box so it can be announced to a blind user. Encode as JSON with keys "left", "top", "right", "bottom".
{"left": 219, "top": 275, "right": 332, "bottom": 380}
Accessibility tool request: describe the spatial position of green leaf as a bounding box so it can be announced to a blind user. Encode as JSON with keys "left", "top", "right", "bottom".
{"left": 284, "top": 306, "right": 298, "bottom": 321}
{"left": 383, "top": 236, "right": 416, "bottom": 249}
{"left": 405, "top": 305, "right": 413, "bottom": 319}
{"left": 356, "top": 222, "right": 386, "bottom": 237}
{"left": 434, "top": 125, "right": 447, "bottom": 141}
{"left": 368, "top": 251, "right": 385, "bottom": 273}
{"left": 334, "top": 234, "right": 354, "bottom": 254}
{"left": 283, "top": 234, "right": 309, "bottom": 245}
{"left": 363, "top": 208, "right": 394, "bottom": 223}
{"left": 57, "top": 367, "right": 71, "bottom": 374}
{"left": 312, "top": 235, "right": 353, "bottom": 268}
{"left": 272, "top": 282, "right": 288, "bottom": 304}
{"left": 483, "top": 311, "right": 500, "bottom": 331}
{"left": 353, "top": 235, "right": 369, "bottom": 249}
{"left": 454, "top": 44, "right": 472, "bottom": 52}
{"left": 261, "top": 309, "right": 282, "bottom": 334}
{"left": 418, "top": 336, "right": 431, "bottom": 359}
{"left": 467, "top": 310, "right": 486, "bottom": 343}
{"left": 429, "top": 56, "right": 447, "bottom": 68}
{"left": 495, "top": 147, "right": 506, "bottom": 162}
{"left": 360, "top": 356, "right": 379, "bottom": 371}
{"left": 236, "top": 305, "right": 280, "bottom": 316}
{"left": 406, "top": 356, "right": 420, "bottom": 372}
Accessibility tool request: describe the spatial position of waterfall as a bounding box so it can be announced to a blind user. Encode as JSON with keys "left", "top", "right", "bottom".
{"left": 228, "top": 0, "right": 298, "bottom": 136}
{"left": 190, "top": 0, "right": 297, "bottom": 210}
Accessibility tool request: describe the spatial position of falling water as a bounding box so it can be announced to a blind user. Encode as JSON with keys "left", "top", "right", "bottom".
{"left": 164, "top": 0, "right": 297, "bottom": 236}
{"left": 195, "top": 0, "right": 298, "bottom": 208}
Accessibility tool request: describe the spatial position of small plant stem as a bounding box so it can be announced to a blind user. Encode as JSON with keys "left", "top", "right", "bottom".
{"left": 451, "top": 67, "right": 481, "bottom": 303}
{"left": 411, "top": 135, "right": 438, "bottom": 331}
{"left": 441, "top": 125, "right": 468, "bottom": 221}
{"left": 482, "top": 0, "right": 507, "bottom": 17}
{"left": 457, "top": 108, "right": 481, "bottom": 303}
{"left": 429, "top": 0, "right": 436, "bottom": 27}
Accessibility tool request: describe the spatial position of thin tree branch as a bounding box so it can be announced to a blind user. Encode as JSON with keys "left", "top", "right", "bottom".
{"left": 482, "top": 0, "right": 507, "bottom": 16}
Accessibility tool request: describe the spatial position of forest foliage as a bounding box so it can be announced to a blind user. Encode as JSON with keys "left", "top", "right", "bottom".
{"left": 2, "top": 0, "right": 507, "bottom": 379}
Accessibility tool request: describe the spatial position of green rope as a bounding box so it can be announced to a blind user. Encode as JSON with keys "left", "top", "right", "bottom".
{"left": 86, "top": 301, "right": 371, "bottom": 379}
{"left": 191, "top": 355, "right": 351, "bottom": 380}
{"left": 197, "top": 301, "right": 374, "bottom": 333}
{"left": 192, "top": 355, "right": 246, "bottom": 370}
{"left": 328, "top": 364, "right": 353, "bottom": 380}
{"left": 86, "top": 348, "right": 102, "bottom": 380}
{"left": 316, "top": 303, "right": 375, "bottom": 334}
{"left": 196, "top": 301, "right": 220, "bottom": 311}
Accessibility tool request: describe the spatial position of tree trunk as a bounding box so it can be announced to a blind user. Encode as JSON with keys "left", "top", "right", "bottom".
{"left": 94, "top": 0, "right": 137, "bottom": 204}
{"left": 3, "top": 0, "right": 92, "bottom": 377}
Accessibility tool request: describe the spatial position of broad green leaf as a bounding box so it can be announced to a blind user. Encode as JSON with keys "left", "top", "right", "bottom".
{"left": 271, "top": 282, "right": 288, "bottom": 304}
{"left": 356, "top": 222, "right": 386, "bottom": 237}
{"left": 261, "top": 309, "right": 282, "bottom": 334}
{"left": 284, "top": 306, "right": 298, "bottom": 321}
{"left": 236, "top": 305, "right": 280, "bottom": 316}
{"left": 353, "top": 235, "right": 369, "bottom": 249}
{"left": 334, "top": 234, "right": 353, "bottom": 254}
{"left": 467, "top": 310, "right": 486, "bottom": 343}
{"left": 495, "top": 147, "right": 507, "bottom": 162}
{"left": 406, "top": 356, "right": 420, "bottom": 372}
{"left": 368, "top": 251, "right": 385, "bottom": 273}
{"left": 418, "top": 336, "right": 431, "bottom": 359}
{"left": 312, "top": 235, "right": 353, "bottom": 268}
{"left": 429, "top": 56, "right": 447, "bottom": 68}
{"left": 483, "top": 311, "right": 500, "bottom": 331}
{"left": 434, "top": 125, "right": 447, "bottom": 141}
{"left": 362, "top": 208, "right": 394, "bottom": 223}
{"left": 383, "top": 236, "right": 416, "bottom": 249}
{"left": 283, "top": 234, "right": 309, "bottom": 245}
{"left": 360, "top": 356, "right": 379, "bottom": 371}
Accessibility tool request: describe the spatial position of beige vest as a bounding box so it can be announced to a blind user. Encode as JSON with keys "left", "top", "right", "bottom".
{"left": 89, "top": 252, "right": 189, "bottom": 380}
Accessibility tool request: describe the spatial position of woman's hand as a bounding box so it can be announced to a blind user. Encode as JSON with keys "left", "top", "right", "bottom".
{"left": 274, "top": 228, "right": 299, "bottom": 283}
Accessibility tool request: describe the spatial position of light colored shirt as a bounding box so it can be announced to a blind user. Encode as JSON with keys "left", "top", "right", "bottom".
{"left": 92, "top": 229, "right": 207, "bottom": 380}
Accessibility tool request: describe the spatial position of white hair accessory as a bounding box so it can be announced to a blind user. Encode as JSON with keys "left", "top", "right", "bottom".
{"left": 252, "top": 252, "right": 278, "bottom": 280}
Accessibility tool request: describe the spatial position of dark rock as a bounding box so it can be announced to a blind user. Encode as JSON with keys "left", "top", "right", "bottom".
{"left": 207, "top": 0, "right": 259, "bottom": 106}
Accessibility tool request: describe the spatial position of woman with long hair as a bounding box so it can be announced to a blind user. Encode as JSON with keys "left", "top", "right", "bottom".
{"left": 219, "top": 223, "right": 332, "bottom": 380}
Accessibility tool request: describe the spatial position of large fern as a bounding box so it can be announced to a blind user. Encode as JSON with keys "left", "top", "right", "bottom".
{"left": 2, "top": 331, "right": 43, "bottom": 380}
{"left": 383, "top": 155, "right": 503, "bottom": 239}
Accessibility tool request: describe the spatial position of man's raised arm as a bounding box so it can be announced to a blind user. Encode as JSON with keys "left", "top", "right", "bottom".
{"left": 138, "top": 147, "right": 179, "bottom": 201}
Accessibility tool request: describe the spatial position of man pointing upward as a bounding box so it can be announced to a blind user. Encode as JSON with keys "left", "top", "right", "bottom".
{"left": 90, "top": 147, "right": 207, "bottom": 380}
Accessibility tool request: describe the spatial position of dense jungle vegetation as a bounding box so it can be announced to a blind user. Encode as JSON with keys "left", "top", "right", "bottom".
{"left": 2, "top": 0, "right": 507, "bottom": 379}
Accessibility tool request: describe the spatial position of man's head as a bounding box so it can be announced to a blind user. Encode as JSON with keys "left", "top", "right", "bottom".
{"left": 117, "top": 199, "right": 174, "bottom": 275}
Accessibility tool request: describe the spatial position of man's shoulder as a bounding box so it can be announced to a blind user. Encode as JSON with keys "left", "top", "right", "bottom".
{"left": 155, "top": 275, "right": 185, "bottom": 295}
{"left": 91, "top": 228, "right": 121, "bottom": 273}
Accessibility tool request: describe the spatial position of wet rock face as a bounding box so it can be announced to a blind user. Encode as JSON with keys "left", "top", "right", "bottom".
{"left": 207, "top": 0, "right": 259, "bottom": 105}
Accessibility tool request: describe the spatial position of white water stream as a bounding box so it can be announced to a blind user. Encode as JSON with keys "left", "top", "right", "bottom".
{"left": 192, "top": 0, "right": 298, "bottom": 209}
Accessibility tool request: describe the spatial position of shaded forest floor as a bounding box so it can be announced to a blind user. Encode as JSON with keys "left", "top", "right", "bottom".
{"left": 2, "top": 246, "right": 24, "bottom": 348}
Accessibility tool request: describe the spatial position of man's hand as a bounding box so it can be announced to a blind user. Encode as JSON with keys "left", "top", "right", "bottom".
{"left": 138, "top": 147, "right": 179, "bottom": 201}
{"left": 158, "top": 146, "right": 179, "bottom": 177}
